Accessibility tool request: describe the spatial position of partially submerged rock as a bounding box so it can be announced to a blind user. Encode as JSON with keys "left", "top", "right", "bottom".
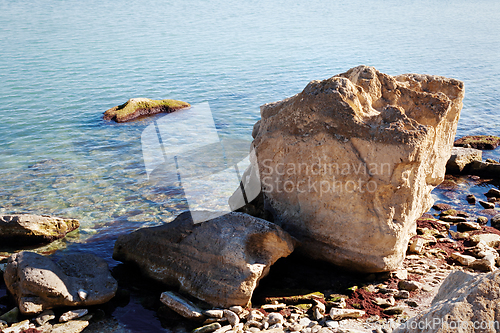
{"left": 160, "top": 291, "right": 204, "bottom": 321}
{"left": 4, "top": 252, "right": 117, "bottom": 315}
{"left": 394, "top": 270, "right": 500, "bottom": 332}
{"left": 103, "top": 98, "right": 190, "bottom": 122}
{"left": 0, "top": 214, "right": 79, "bottom": 246}
{"left": 113, "top": 211, "right": 295, "bottom": 307}
{"left": 445, "top": 147, "right": 482, "bottom": 174}
{"left": 454, "top": 134, "right": 500, "bottom": 150}
{"left": 251, "top": 65, "right": 464, "bottom": 272}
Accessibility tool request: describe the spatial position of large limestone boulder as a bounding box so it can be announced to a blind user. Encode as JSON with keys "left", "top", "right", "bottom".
{"left": 0, "top": 214, "right": 79, "bottom": 245}
{"left": 252, "top": 65, "right": 464, "bottom": 272}
{"left": 394, "top": 270, "right": 500, "bottom": 332}
{"left": 113, "top": 211, "right": 295, "bottom": 307}
{"left": 4, "top": 252, "right": 118, "bottom": 315}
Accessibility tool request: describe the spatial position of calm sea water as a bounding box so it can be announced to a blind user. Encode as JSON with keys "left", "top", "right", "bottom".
{"left": 1, "top": 0, "right": 499, "bottom": 331}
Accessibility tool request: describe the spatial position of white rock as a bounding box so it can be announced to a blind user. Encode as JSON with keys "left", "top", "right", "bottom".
{"left": 325, "top": 320, "right": 340, "bottom": 329}
{"left": 223, "top": 309, "right": 240, "bottom": 327}
{"left": 77, "top": 289, "right": 88, "bottom": 301}
{"left": 229, "top": 306, "right": 243, "bottom": 314}
{"left": 450, "top": 252, "right": 476, "bottom": 266}
{"left": 329, "top": 308, "right": 365, "bottom": 320}
{"left": 267, "top": 312, "right": 284, "bottom": 325}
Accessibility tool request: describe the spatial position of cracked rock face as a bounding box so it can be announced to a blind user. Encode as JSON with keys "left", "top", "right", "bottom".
{"left": 252, "top": 65, "right": 464, "bottom": 272}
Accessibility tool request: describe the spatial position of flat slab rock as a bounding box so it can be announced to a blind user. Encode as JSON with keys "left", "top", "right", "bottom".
{"left": 0, "top": 214, "right": 79, "bottom": 245}
{"left": 113, "top": 211, "right": 295, "bottom": 307}
{"left": 252, "top": 65, "right": 464, "bottom": 272}
{"left": 454, "top": 135, "right": 500, "bottom": 150}
{"left": 4, "top": 251, "right": 118, "bottom": 315}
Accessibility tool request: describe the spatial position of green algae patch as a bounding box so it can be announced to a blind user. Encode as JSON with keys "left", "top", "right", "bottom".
{"left": 454, "top": 135, "right": 500, "bottom": 150}
{"left": 103, "top": 98, "right": 191, "bottom": 123}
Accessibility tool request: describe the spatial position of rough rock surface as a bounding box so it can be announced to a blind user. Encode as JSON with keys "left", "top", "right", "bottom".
{"left": 103, "top": 98, "right": 190, "bottom": 122}
{"left": 0, "top": 214, "right": 79, "bottom": 245}
{"left": 445, "top": 147, "right": 482, "bottom": 174}
{"left": 394, "top": 270, "right": 500, "bottom": 333}
{"left": 454, "top": 135, "right": 500, "bottom": 150}
{"left": 252, "top": 65, "right": 464, "bottom": 272}
{"left": 4, "top": 251, "right": 118, "bottom": 315}
{"left": 113, "top": 211, "right": 295, "bottom": 307}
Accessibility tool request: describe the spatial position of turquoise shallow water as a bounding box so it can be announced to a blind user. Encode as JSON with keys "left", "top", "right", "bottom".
{"left": 1, "top": 0, "right": 500, "bottom": 331}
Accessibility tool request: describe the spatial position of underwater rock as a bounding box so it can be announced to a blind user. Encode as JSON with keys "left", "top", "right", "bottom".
{"left": 103, "top": 98, "right": 190, "bottom": 122}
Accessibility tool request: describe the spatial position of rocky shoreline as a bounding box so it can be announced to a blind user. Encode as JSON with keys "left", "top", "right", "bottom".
{"left": 1, "top": 66, "right": 500, "bottom": 333}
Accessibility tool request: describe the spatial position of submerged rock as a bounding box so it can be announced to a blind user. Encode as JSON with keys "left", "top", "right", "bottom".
{"left": 113, "top": 211, "right": 295, "bottom": 307}
{"left": 4, "top": 252, "right": 117, "bottom": 315}
{"left": 0, "top": 214, "right": 79, "bottom": 246}
{"left": 394, "top": 270, "right": 500, "bottom": 333}
{"left": 251, "top": 65, "right": 464, "bottom": 272}
{"left": 103, "top": 98, "right": 190, "bottom": 122}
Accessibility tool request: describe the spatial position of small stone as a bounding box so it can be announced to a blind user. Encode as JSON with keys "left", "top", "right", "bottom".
{"left": 408, "top": 238, "right": 424, "bottom": 254}
{"left": 391, "top": 269, "right": 408, "bottom": 280}
{"left": 398, "top": 280, "right": 420, "bottom": 292}
{"left": 470, "top": 233, "right": 500, "bottom": 247}
{"left": 213, "top": 325, "right": 232, "bottom": 333}
{"left": 378, "top": 288, "right": 398, "bottom": 295}
{"left": 160, "top": 291, "right": 204, "bottom": 320}
{"left": 450, "top": 252, "right": 476, "bottom": 266}
{"left": 289, "top": 323, "right": 303, "bottom": 331}
{"left": 78, "top": 289, "right": 88, "bottom": 301}
{"left": 1, "top": 319, "right": 32, "bottom": 333}
{"left": 329, "top": 308, "right": 365, "bottom": 320}
{"left": 486, "top": 188, "right": 500, "bottom": 198}
{"left": 394, "top": 290, "right": 409, "bottom": 299}
{"left": 421, "top": 285, "right": 433, "bottom": 292}
{"left": 267, "top": 312, "right": 284, "bottom": 325}
{"left": 47, "top": 319, "right": 90, "bottom": 333}
{"left": 59, "top": 309, "right": 88, "bottom": 323}
{"left": 0, "top": 320, "right": 7, "bottom": 330}
{"left": 245, "top": 320, "right": 263, "bottom": 329}
{"left": 205, "top": 310, "right": 224, "bottom": 318}
{"left": 299, "top": 317, "right": 311, "bottom": 327}
{"left": 477, "top": 216, "right": 489, "bottom": 224}
{"left": 491, "top": 214, "right": 500, "bottom": 229}
{"left": 228, "top": 306, "right": 243, "bottom": 315}
{"left": 383, "top": 306, "right": 404, "bottom": 315}
{"left": 193, "top": 323, "right": 222, "bottom": 333}
{"left": 247, "top": 310, "right": 264, "bottom": 322}
{"left": 261, "top": 303, "right": 286, "bottom": 311}
{"left": 479, "top": 200, "right": 495, "bottom": 209}
{"left": 325, "top": 320, "right": 339, "bottom": 329}
{"left": 372, "top": 297, "right": 395, "bottom": 308}
{"left": 432, "top": 203, "right": 452, "bottom": 211}
{"left": 439, "top": 215, "right": 467, "bottom": 223}
{"left": 471, "top": 258, "right": 496, "bottom": 272}
{"left": 244, "top": 327, "right": 260, "bottom": 333}
{"left": 223, "top": 309, "right": 239, "bottom": 327}
{"left": 268, "top": 323, "right": 283, "bottom": 330}
{"left": 466, "top": 194, "right": 477, "bottom": 204}
{"left": 457, "top": 222, "right": 482, "bottom": 232}
{"left": 35, "top": 310, "right": 55, "bottom": 326}
{"left": 449, "top": 230, "right": 470, "bottom": 240}
{"left": 0, "top": 307, "right": 19, "bottom": 324}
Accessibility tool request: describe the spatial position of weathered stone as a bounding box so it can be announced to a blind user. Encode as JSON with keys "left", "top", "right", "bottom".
{"left": 383, "top": 306, "right": 404, "bottom": 315}
{"left": 454, "top": 135, "right": 500, "bottom": 150}
{"left": 35, "top": 310, "right": 55, "bottom": 326}
{"left": 486, "top": 188, "right": 500, "bottom": 198}
{"left": 466, "top": 194, "right": 476, "bottom": 204}
{"left": 398, "top": 280, "right": 420, "bottom": 292}
{"left": 160, "top": 291, "right": 204, "bottom": 320}
{"left": 204, "top": 310, "right": 224, "bottom": 319}
{"left": 49, "top": 320, "right": 90, "bottom": 333}
{"left": 394, "top": 290, "right": 409, "bottom": 299}
{"left": 223, "top": 309, "right": 239, "bottom": 327}
{"left": 373, "top": 297, "right": 395, "bottom": 308}
{"left": 0, "top": 214, "right": 79, "bottom": 245}
{"left": 394, "top": 269, "right": 500, "bottom": 333}
{"left": 491, "top": 214, "right": 500, "bottom": 229}
{"left": 456, "top": 221, "right": 481, "bottom": 232}
{"left": 267, "top": 312, "right": 284, "bottom": 325}
{"left": 4, "top": 252, "right": 117, "bottom": 315}
{"left": 445, "top": 147, "right": 482, "bottom": 174}
{"left": 228, "top": 306, "right": 243, "bottom": 315}
{"left": 252, "top": 65, "right": 464, "bottom": 272}
{"left": 329, "top": 308, "right": 365, "bottom": 320}
{"left": 192, "top": 323, "right": 222, "bottom": 333}
{"left": 1, "top": 319, "right": 32, "bottom": 333}
{"left": 59, "top": 309, "right": 88, "bottom": 323}
{"left": 470, "top": 233, "right": 500, "bottom": 248}
{"left": 114, "top": 212, "right": 294, "bottom": 307}
{"left": 261, "top": 303, "right": 287, "bottom": 311}
{"left": 469, "top": 160, "right": 500, "bottom": 178}
{"left": 479, "top": 200, "right": 495, "bottom": 209}
{"left": 408, "top": 238, "right": 424, "bottom": 254}
{"left": 450, "top": 252, "right": 476, "bottom": 266}
{"left": 103, "top": 98, "right": 190, "bottom": 122}
{"left": 477, "top": 216, "right": 488, "bottom": 224}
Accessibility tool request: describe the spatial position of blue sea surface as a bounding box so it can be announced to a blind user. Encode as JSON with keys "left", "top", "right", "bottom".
{"left": 0, "top": 0, "right": 499, "bottom": 331}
